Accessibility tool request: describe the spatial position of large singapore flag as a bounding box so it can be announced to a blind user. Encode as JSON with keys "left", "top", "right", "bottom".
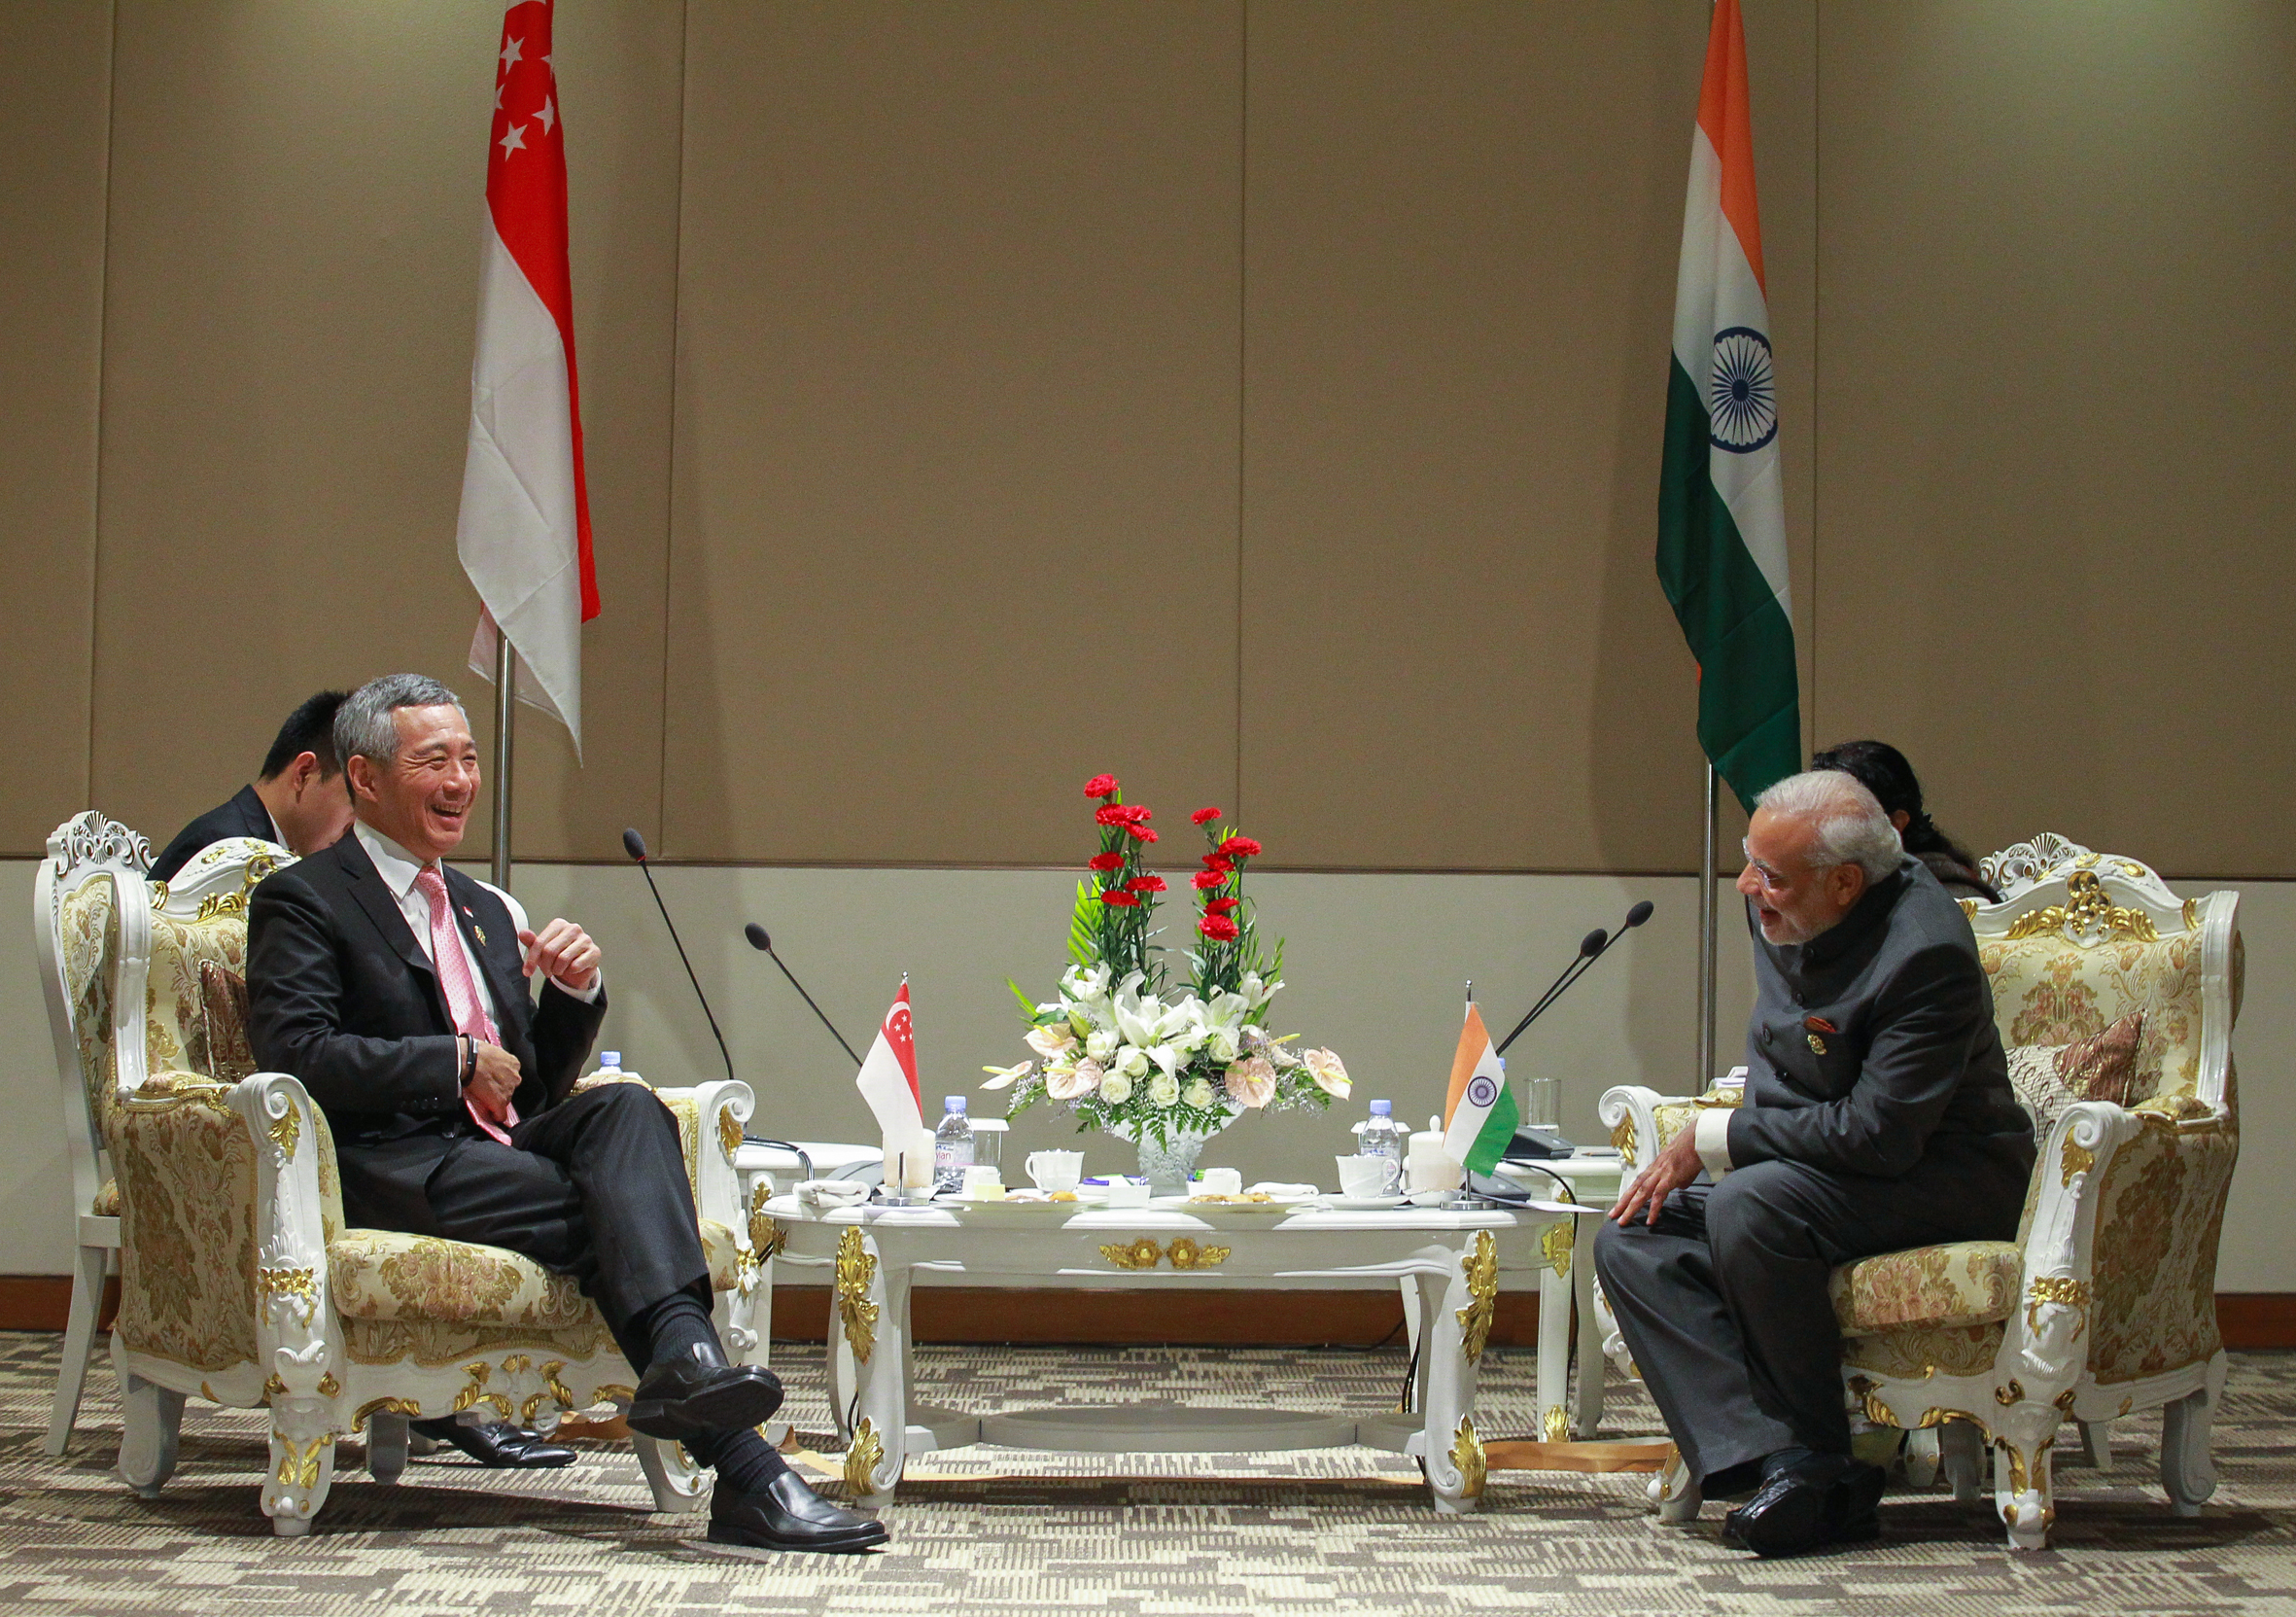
{"left": 457, "top": 0, "right": 598, "bottom": 750}
{"left": 1655, "top": 0, "right": 1798, "bottom": 810}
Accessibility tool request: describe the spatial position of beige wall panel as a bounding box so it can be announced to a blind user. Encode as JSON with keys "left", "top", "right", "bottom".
{"left": 1812, "top": 3, "right": 2296, "bottom": 877}
{"left": 87, "top": 1, "right": 678, "bottom": 862}
{"left": 0, "top": 1, "right": 112, "bottom": 853}
{"left": 663, "top": 2, "right": 1244, "bottom": 863}
{"left": 1239, "top": 1, "right": 1815, "bottom": 872}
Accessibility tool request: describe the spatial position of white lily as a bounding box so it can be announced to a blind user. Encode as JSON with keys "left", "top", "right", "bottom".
{"left": 1147, "top": 1042, "right": 1182, "bottom": 1080}
{"left": 980, "top": 1061, "right": 1032, "bottom": 1091}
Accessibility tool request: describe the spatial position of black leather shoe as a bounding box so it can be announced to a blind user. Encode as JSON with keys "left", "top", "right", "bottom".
{"left": 1826, "top": 1458, "right": 1887, "bottom": 1544}
{"left": 410, "top": 1418, "right": 576, "bottom": 1469}
{"left": 628, "top": 1343, "right": 784, "bottom": 1441}
{"left": 1722, "top": 1452, "right": 1858, "bottom": 1558}
{"left": 708, "top": 1469, "right": 888, "bottom": 1554}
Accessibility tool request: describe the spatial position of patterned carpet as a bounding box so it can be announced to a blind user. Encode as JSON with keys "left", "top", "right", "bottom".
{"left": 4, "top": 1332, "right": 2294, "bottom": 1615}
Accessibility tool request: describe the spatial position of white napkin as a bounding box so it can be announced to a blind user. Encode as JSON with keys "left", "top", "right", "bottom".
{"left": 798, "top": 1179, "right": 869, "bottom": 1208}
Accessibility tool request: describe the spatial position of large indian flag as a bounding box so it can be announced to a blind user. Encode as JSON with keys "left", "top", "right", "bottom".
{"left": 1655, "top": 0, "right": 1799, "bottom": 810}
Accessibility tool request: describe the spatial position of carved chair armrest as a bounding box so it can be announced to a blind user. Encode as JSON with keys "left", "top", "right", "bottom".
{"left": 227, "top": 1073, "right": 339, "bottom": 1402}
{"left": 654, "top": 1079, "right": 755, "bottom": 1239}
{"left": 1599, "top": 1084, "right": 1698, "bottom": 1186}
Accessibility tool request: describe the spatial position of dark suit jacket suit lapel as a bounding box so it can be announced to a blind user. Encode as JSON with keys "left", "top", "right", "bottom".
{"left": 337, "top": 837, "right": 454, "bottom": 1034}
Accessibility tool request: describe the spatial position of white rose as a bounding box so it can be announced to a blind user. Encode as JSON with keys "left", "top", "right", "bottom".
{"left": 1085, "top": 1029, "right": 1118, "bottom": 1063}
{"left": 1116, "top": 1045, "right": 1151, "bottom": 1079}
{"left": 1208, "top": 1031, "right": 1239, "bottom": 1065}
{"left": 1147, "top": 1072, "right": 1180, "bottom": 1107}
{"left": 1182, "top": 1077, "right": 1215, "bottom": 1109}
{"left": 1098, "top": 1071, "right": 1134, "bottom": 1106}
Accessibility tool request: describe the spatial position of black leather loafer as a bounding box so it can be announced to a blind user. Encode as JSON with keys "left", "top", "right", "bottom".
{"left": 628, "top": 1343, "right": 785, "bottom": 1441}
{"left": 410, "top": 1418, "right": 576, "bottom": 1469}
{"left": 1723, "top": 1453, "right": 1885, "bottom": 1558}
{"left": 708, "top": 1469, "right": 888, "bottom": 1554}
{"left": 1722, "top": 1452, "right": 1851, "bottom": 1558}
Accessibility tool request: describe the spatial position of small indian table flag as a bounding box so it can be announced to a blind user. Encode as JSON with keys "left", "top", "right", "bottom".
{"left": 1443, "top": 1003, "right": 1518, "bottom": 1176}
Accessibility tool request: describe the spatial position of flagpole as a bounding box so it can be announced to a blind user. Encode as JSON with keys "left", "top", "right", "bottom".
{"left": 491, "top": 631, "right": 514, "bottom": 890}
{"left": 1696, "top": 764, "right": 1718, "bottom": 1088}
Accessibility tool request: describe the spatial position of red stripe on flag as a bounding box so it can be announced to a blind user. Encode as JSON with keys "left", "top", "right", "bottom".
{"left": 885, "top": 983, "right": 921, "bottom": 1114}
{"left": 1693, "top": 0, "right": 1766, "bottom": 297}
{"left": 486, "top": 0, "right": 598, "bottom": 620}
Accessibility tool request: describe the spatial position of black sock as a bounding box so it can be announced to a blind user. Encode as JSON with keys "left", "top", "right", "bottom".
{"left": 632, "top": 1290, "right": 718, "bottom": 1370}
{"left": 693, "top": 1424, "right": 790, "bottom": 1494}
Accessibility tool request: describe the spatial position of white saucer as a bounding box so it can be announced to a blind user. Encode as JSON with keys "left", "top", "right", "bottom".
{"left": 1321, "top": 1194, "right": 1409, "bottom": 1211}
{"left": 1154, "top": 1194, "right": 1310, "bottom": 1213}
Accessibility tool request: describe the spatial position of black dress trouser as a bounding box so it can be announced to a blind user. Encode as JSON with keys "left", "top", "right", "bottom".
{"left": 421, "top": 1081, "right": 713, "bottom": 1374}
{"left": 1591, "top": 1150, "right": 2023, "bottom": 1485}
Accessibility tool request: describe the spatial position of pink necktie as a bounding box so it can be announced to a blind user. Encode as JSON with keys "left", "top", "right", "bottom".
{"left": 414, "top": 865, "right": 517, "bottom": 1144}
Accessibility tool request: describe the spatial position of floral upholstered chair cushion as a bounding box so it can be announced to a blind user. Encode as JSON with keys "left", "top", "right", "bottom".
{"left": 327, "top": 1222, "right": 743, "bottom": 1326}
{"left": 56, "top": 877, "right": 122, "bottom": 1156}
{"left": 1829, "top": 1240, "right": 2024, "bottom": 1335}
{"left": 144, "top": 908, "right": 255, "bottom": 1082}
{"left": 1981, "top": 928, "right": 2210, "bottom": 1105}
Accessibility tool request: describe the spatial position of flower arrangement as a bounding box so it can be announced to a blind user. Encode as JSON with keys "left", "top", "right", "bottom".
{"left": 983, "top": 773, "right": 1349, "bottom": 1149}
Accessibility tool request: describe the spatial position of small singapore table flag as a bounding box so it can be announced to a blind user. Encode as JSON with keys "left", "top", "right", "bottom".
{"left": 856, "top": 981, "right": 927, "bottom": 1180}
{"left": 1442, "top": 1002, "right": 1519, "bottom": 1178}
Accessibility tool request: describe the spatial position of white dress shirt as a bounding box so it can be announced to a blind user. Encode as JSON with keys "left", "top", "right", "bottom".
{"left": 354, "top": 823, "right": 601, "bottom": 1026}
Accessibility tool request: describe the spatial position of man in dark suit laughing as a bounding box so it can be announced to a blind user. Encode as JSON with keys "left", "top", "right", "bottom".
{"left": 247, "top": 673, "right": 885, "bottom": 1553}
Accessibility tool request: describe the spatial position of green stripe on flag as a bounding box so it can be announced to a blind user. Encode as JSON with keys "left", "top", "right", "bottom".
{"left": 1463, "top": 1080, "right": 1520, "bottom": 1177}
{"left": 1656, "top": 358, "right": 1800, "bottom": 811}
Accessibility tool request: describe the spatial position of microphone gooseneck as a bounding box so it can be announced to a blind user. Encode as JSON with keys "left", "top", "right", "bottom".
{"left": 745, "top": 921, "right": 864, "bottom": 1068}
{"left": 1493, "top": 899, "right": 1655, "bottom": 1057}
{"left": 620, "top": 826, "right": 736, "bottom": 1086}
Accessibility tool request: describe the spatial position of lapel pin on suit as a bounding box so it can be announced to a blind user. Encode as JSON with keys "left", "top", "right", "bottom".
{"left": 1803, "top": 1015, "right": 1835, "bottom": 1056}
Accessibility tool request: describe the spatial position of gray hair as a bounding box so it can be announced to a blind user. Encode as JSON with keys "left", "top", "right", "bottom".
{"left": 1756, "top": 769, "right": 1904, "bottom": 882}
{"left": 334, "top": 674, "right": 468, "bottom": 769}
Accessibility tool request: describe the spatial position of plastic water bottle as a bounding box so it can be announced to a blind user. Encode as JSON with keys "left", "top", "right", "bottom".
{"left": 594, "top": 1051, "right": 623, "bottom": 1079}
{"left": 1359, "top": 1099, "right": 1405, "bottom": 1196}
{"left": 933, "top": 1096, "right": 975, "bottom": 1194}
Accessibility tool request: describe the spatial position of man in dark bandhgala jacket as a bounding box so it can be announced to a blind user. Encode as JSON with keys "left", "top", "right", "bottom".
{"left": 1595, "top": 770, "right": 2033, "bottom": 1559}
{"left": 150, "top": 690, "right": 356, "bottom": 882}
{"left": 247, "top": 673, "right": 885, "bottom": 1553}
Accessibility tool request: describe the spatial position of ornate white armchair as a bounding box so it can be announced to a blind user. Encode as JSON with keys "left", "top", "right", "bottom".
{"left": 34, "top": 812, "right": 157, "bottom": 1453}
{"left": 1600, "top": 836, "right": 2242, "bottom": 1550}
{"left": 100, "top": 839, "right": 777, "bottom": 1533}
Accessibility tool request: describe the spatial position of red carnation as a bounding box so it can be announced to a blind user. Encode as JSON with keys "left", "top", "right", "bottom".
{"left": 1191, "top": 869, "right": 1226, "bottom": 891}
{"left": 1084, "top": 774, "right": 1119, "bottom": 798}
{"left": 1094, "top": 805, "right": 1126, "bottom": 826}
{"left": 1191, "top": 807, "right": 1222, "bottom": 826}
{"left": 1099, "top": 889, "right": 1141, "bottom": 907}
{"left": 1216, "top": 834, "right": 1262, "bottom": 859}
{"left": 1088, "top": 852, "right": 1125, "bottom": 872}
{"left": 1204, "top": 896, "right": 1238, "bottom": 915}
{"left": 1199, "top": 915, "right": 1240, "bottom": 941}
{"left": 1129, "top": 825, "right": 1160, "bottom": 843}
{"left": 1127, "top": 875, "right": 1167, "bottom": 893}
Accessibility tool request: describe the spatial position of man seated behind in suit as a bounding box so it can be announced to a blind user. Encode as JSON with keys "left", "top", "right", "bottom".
{"left": 248, "top": 673, "right": 885, "bottom": 1553}
{"left": 1595, "top": 770, "right": 2034, "bottom": 1559}
{"left": 151, "top": 689, "right": 359, "bottom": 882}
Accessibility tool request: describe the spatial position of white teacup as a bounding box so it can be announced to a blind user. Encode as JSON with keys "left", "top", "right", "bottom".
{"left": 1026, "top": 1149, "right": 1085, "bottom": 1193}
{"left": 1336, "top": 1154, "right": 1393, "bottom": 1199}
{"left": 1195, "top": 1167, "right": 1243, "bottom": 1197}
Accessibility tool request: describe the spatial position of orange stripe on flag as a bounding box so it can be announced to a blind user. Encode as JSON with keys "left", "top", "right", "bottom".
{"left": 1693, "top": 0, "right": 1766, "bottom": 296}
{"left": 1444, "top": 1003, "right": 1495, "bottom": 1126}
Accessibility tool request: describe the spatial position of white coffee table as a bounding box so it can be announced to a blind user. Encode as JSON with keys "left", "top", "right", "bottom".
{"left": 759, "top": 1194, "right": 1586, "bottom": 1514}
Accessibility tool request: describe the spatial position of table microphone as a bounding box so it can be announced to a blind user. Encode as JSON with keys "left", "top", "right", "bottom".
{"left": 620, "top": 827, "right": 735, "bottom": 1086}
{"left": 1493, "top": 899, "right": 1656, "bottom": 1057}
{"left": 745, "top": 923, "right": 864, "bottom": 1068}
